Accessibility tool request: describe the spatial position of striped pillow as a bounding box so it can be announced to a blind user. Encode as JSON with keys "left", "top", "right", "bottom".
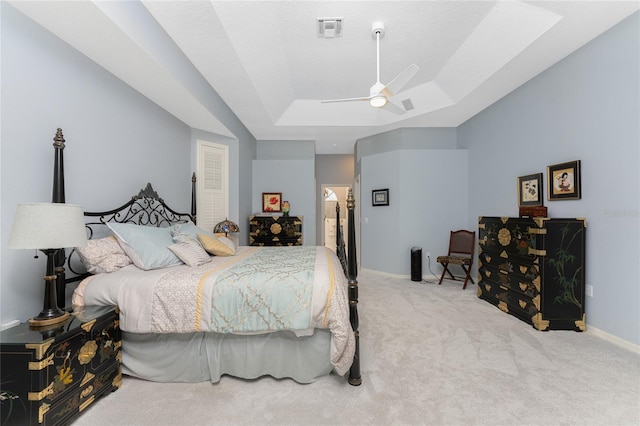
{"left": 168, "top": 240, "right": 211, "bottom": 267}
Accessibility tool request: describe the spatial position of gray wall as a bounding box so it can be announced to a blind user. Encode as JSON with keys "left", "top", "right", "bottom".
{"left": 458, "top": 12, "right": 639, "bottom": 345}
{"left": 360, "top": 145, "right": 468, "bottom": 276}
{"left": 356, "top": 127, "right": 459, "bottom": 162}
{"left": 355, "top": 127, "right": 463, "bottom": 276}
{"left": 253, "top": 141, "right": 316, "bottom": 245}
{"left": 1, "top": 3, "right": 191, "bottom": 324}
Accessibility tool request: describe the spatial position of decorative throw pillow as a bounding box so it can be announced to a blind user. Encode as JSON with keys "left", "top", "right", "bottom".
{"left": 107, "top": 222, "right": 182, "bottom": 270}
{"left": 76, "top": 236, "right": 132, "bottom": 274}
{"left": 198, "top": 234, "right": 236, "bottom": 256}
{"left": 168, "top": 240, "right": 211, "bottom": 267}
{"left": 218, "top": 236, "right": 237, "bottom": 251}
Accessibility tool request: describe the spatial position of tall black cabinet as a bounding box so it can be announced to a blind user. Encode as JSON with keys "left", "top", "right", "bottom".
{"left": 477, "top": 216, "right": 586, "bottom": 331}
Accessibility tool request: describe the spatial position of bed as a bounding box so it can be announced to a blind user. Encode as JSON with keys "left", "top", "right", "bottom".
{"left": 49, "top": 128, "right": 362, "bottom": 386}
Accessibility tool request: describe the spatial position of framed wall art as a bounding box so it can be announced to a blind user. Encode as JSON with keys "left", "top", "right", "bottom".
{"left": 372, "top": 188, "right": 389, "bottom": 206}
{"left": 548, "top": 160, "right": 581, "bottom": 200}
{"left": 517, "top": 173, "right": 543, "bottom": 206}
{"left": 262, "top": 192, "right": 282, "bottom": 212}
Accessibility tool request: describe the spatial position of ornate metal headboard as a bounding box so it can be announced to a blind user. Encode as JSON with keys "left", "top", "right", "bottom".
{"left": 83, "top": 183, "right": 195, "bottom": 235}
{"left": 64, "top": 183, "right": 195, "bottom": 284}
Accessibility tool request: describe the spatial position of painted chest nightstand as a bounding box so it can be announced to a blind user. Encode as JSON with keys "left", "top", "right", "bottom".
{"left": 0, "top": 305, "right": 121, "bottom": 425}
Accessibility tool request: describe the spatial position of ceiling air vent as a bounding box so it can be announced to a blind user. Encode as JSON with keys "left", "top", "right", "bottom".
{"left": 401, "top": 98, "right": 415, "bottom": 111}
{"left": 317, "top": 18, "right": 343, "bottom": 38}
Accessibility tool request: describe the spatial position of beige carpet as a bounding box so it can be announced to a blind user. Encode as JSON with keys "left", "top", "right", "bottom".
{"left": 73, "top": 270, "right": 640, "bottom": 426}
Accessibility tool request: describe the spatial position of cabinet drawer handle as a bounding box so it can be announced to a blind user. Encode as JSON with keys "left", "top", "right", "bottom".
{"left": 80, "top": 385, "right": 94, "bottom": 399}
{"left": 528, "top": 248, "right": 546, "bottom": 256}
{"left": 79, "top": 395, "right": 95, "bottom": 412}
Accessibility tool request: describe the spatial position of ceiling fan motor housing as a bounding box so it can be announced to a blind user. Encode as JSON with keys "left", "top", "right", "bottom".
{"left": 371, "top": 22, "right": 385, "bottom": 39}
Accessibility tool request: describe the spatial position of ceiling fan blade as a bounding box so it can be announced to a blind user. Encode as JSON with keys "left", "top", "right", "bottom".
{"left": 381, "top": 64, "right": 419, "bottom": 97}
{"left": 321, "top": 96, "right": 371, "bottom": 104}
{"left": 382, "top": 100, "right": 406, "bottom": 115}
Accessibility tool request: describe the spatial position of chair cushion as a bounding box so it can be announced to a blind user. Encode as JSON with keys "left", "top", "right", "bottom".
{"left": 437, "top": 255, "right": 471, "bottom": 265}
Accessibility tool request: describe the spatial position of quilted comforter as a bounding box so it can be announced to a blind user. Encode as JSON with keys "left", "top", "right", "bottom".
{"left": 73, "top": 246, "right": 355, "bottom": 374}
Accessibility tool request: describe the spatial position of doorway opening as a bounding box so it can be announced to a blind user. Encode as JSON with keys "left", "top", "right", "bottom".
{"left": 322, "top": 185, "right": 350, "bottom": 253}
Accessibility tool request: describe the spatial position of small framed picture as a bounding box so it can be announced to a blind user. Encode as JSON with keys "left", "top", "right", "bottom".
{"left": 517, "top": 173, "right": 543, "bottom": 207}
{"left": 548, "top": 160, "right": 581, "bottom": 200}
{"left": 372, "top": 188, "right": 389, "bottom": 206}
{"left": 262, "top": 192, "right": 282, "bottom": 212}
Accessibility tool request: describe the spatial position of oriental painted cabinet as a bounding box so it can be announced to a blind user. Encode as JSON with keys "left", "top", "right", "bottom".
{"left": 477, "top": 216, "right": 586, "bottom": 331}
{"left": 249, "top": 215, "right": 303, "bottom": 246}
{"left": 0, "top": 305, "right": 122, "bottom": 425}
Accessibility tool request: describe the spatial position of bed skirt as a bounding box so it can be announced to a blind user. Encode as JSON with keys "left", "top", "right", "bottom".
{"left": 121, "top": 329, "right": 334, "bottom": 384}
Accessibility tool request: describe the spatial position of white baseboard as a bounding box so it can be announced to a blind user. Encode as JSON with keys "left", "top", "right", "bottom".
{"left": 360, "top": 268, "right": 440, "bottom": 283}
{"left": 361, "top": 268, "right": 437, "bottom": 281}
{"left": 587, "top": 326, "right": 640, "bottom": 354}
{"left": 360, "top": 268, "right": 406, "bottom": 279}
{"left": 0, "top": 320, "right": 20, "bottom": 331}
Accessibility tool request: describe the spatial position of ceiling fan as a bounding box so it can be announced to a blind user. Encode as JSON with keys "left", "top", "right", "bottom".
{"left": 321, "top": 23, "right": 419, "bottom": 114}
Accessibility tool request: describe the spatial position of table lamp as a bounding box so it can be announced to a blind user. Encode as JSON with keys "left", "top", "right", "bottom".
{"left": 213, "top": 218, "right": 239, "bottom": 237}
{"left": 8, "top": 203, "right": 87, "bottom": 327}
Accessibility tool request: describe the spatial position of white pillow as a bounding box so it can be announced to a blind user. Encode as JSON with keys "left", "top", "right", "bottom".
{"left": 107, "top": 222, "right": 182, "bottom": 270}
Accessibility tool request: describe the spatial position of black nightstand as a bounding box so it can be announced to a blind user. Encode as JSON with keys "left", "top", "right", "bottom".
{"left": 0, "top": 305, "right": 122, "bottom": 425}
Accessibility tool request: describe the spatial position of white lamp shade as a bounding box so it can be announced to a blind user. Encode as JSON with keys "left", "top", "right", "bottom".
{"left": 8, "top": 203, "right": 88, "bottom": 249}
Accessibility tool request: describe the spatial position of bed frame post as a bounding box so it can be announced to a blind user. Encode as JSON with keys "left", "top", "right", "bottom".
{"left": 191, "top": 172, "right": 197, "bottom": 224}
{"left": 346, "top": 188, "right": 362, "bottom": 386}
{"left": 52, "top": 128, "right": 67, "bottom": 309}
{"left": 335, "top": 202, "right": 347, "bottom": 275}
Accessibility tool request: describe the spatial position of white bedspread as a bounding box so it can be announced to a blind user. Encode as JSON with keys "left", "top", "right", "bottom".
{"left": 73, "top": 246, "right": 355, "bottom": 374}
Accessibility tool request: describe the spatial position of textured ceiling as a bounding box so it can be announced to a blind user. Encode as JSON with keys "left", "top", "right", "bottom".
{"left": 9, "top": 1, "right": 639, "bottom": 153}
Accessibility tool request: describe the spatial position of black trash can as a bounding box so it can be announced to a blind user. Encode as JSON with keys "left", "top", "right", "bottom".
{"left": 411, "top": 247, "right": 422, "bottom": 282}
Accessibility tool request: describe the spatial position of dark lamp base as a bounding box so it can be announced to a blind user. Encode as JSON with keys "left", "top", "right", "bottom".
{"left": 29, "top": 310, "right": 69, "bottom": 327}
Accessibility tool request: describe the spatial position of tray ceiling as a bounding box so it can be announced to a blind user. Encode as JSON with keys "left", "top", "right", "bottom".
{"left": 9, "top": 1, "right": 639, "bottom": 153}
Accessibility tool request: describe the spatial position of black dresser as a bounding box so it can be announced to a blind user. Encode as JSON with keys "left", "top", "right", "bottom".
{"left": 0, "top": 305, "right": 122, "bottom": 425}
{"left": 249, "top": 215, "right": 303, "bottom": 246}
{"left": 477, "top": 216, "right": 586, "bottom": 331}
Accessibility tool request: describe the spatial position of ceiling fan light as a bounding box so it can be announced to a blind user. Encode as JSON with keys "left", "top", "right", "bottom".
{"left": 369, "top": 96, "right": 387, "bottom": 108}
